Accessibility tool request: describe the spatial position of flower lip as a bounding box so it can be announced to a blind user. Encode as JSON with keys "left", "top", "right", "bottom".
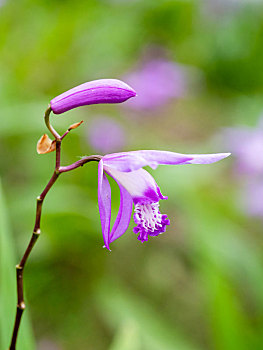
{"left": 50, "top": 79, "right": 136, "bottom": 115}
{"left": 133, "top": 202, "right": 170, "bottom": 242}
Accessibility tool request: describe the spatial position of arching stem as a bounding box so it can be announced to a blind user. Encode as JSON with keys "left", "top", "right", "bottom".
{"left": 9, "top": 163, "right": 60, "bottom": 350}
{"left": 9, "top": 108, "right": 101, "bottom": 349}
{"left": 44, "top": 105, "right": 61, "bottom": 140}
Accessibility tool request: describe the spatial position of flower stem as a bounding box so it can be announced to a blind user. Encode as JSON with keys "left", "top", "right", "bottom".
{"left": 9, "top": 110, "right": 101, "bottom": 349}
{"left": 59, "top": 155, "right": 102, "bottom": 173}
{"left": 44, "top": 105, "right": 61, "bottom": 140}
{"left": 9, "top": 170, "right": 60, "bottom": 350}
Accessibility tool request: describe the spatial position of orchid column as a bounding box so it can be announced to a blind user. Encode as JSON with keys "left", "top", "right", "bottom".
{"left": 9, "top": 78, "right": 230, "bottom": 349}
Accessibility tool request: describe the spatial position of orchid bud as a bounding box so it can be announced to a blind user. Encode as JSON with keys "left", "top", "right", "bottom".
{"left": 50, "top": 79, "right": 136, "bottom": 115}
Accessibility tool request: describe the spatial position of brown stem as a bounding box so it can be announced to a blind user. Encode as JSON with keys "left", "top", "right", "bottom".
{"left": 9, "top": 123, "right": 61, "bottom": 349}
{"left": 44, "top": 105, "right": 61, "bottom": 140}
{"left": 55, "top": 140, "right": 61, "bottom": 171}
{"left": 9, "top": 171, "right": 60, "bottom": 350}
{"left": 9, "top": 121, "right": 101, "bottom": 349}
{"left": 59, "top": 155, "right": 102, "bottom": 173}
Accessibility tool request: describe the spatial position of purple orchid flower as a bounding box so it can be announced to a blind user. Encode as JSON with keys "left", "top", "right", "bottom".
{"left": 240, "top": 179, "right": 263, "bottom": 218}
{"left": 123, "top": 59, "right": 188, "bottom": 111}
{"left": 98, "top": 150, "right": 230, "bottom": 250}
{"left": 203, "top": 0, "right": 241, "bottom": 18}
{"left": 87, "top": 116, "right": 126, "bottom": 153}
{"left": 50, "top": 79, "right": 136, "bottom": 114}
{"left": 221, "top": 118, "right": 263, "bottom": 176}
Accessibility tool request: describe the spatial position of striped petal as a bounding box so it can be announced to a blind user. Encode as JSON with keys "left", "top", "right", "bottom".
{"left": 98, "top": 160, "right": 111, "bottom": 250}
{"left": 102, "top": 150, "right": 192, "bottom": 172}
{"left": 109, "top": 181, "right": 133, "bottom": 244}
{"left": 104, "top": 166, "right": 166, "bottom": 204}
{"left": 103, "top": 150, "right": 230, "bottom": 172}
{"left": 184, "top": 153, "right": 231, "bottom": 164}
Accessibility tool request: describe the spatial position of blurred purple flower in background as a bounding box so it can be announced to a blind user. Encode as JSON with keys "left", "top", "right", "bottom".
{"left": 220, "top": 117, "right": 263, "bottom": 219}
{"left": 203, "top": 0, "right": 240, "bottom": 16}
{"left": 241, "top": 180, "right": 263, "bottom": 218}
{"left": 98, "top": 150, "right": 230, "bottom": 249}
{"left": 38, "top": 339, "right": 62, "bottom": 350}
{"left": 222, "top": 118, "right": 263, "bottom": 176}
{"left": 87, "top": 116, "right": 126, "bottom": 154}
{"left": 123, "top": 59, "right": 188, "bottom": 111}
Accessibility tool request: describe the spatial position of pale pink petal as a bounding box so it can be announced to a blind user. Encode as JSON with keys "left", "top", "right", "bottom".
{"left": 109, "top": 181, "right": 133, "bottom": 244}
{"left": 98, "top": 160, "right": 111, "bottom": 250}
{"left": 104, "top": 166, "right": 166, "bottom": 204}
{"left": 103, "top": 150, "right": 192, "bottom": 172}
{"left": 184, "top": 153, "right": 231, "bottom": 164}
{"left": 103, "top": 150, "right": 230, "bottom": 172}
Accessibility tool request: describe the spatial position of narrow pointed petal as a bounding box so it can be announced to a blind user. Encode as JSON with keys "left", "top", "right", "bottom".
{"left": 105, "top": 166, "right": 166, "bottom": 204}
{"left": 103, "top": 150, "right": 192, "bottom": 172}
{"left": 184, "top": 153, "right": 231, "bottom": 164}
{"left": 109, "top": 181, "right": 133, "bottom": 244}
{"left": 50, "top": 79, "right": 136, "bottom": 114}
{"left": 98, "top": 160, "right": 111, "bottom": 250}
{"left": 103, "top": 150, "right": 230, "bottom": 172}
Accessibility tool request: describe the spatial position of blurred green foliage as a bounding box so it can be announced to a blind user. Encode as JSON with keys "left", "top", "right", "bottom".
{"left": 1, "top": 0, "right": 263, "bottom": 349}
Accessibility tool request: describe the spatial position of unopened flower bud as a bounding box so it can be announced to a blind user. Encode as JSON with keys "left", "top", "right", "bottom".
{"left": 50, "top": 79, "right": 136, "bottom": 115}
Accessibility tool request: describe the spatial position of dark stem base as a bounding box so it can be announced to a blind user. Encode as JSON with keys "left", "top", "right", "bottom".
{"left": 8, "top": 120, "right": 101, "bottom": 349}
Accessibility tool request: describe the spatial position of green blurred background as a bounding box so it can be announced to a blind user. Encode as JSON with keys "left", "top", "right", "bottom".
{"left": 1, "top": 0, "right": 263, "bottom": 349}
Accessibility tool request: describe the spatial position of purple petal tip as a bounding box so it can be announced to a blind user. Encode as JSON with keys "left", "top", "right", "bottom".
{"left": 50, "top": 79, "right": 136, "bottom": 115}
{"left": 103, "top": 244, "right": 111, "bottom": 251}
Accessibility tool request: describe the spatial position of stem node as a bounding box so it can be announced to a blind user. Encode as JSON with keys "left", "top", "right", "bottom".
{"left": 18, "top": 302, "right": 26, "bottom": 310}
